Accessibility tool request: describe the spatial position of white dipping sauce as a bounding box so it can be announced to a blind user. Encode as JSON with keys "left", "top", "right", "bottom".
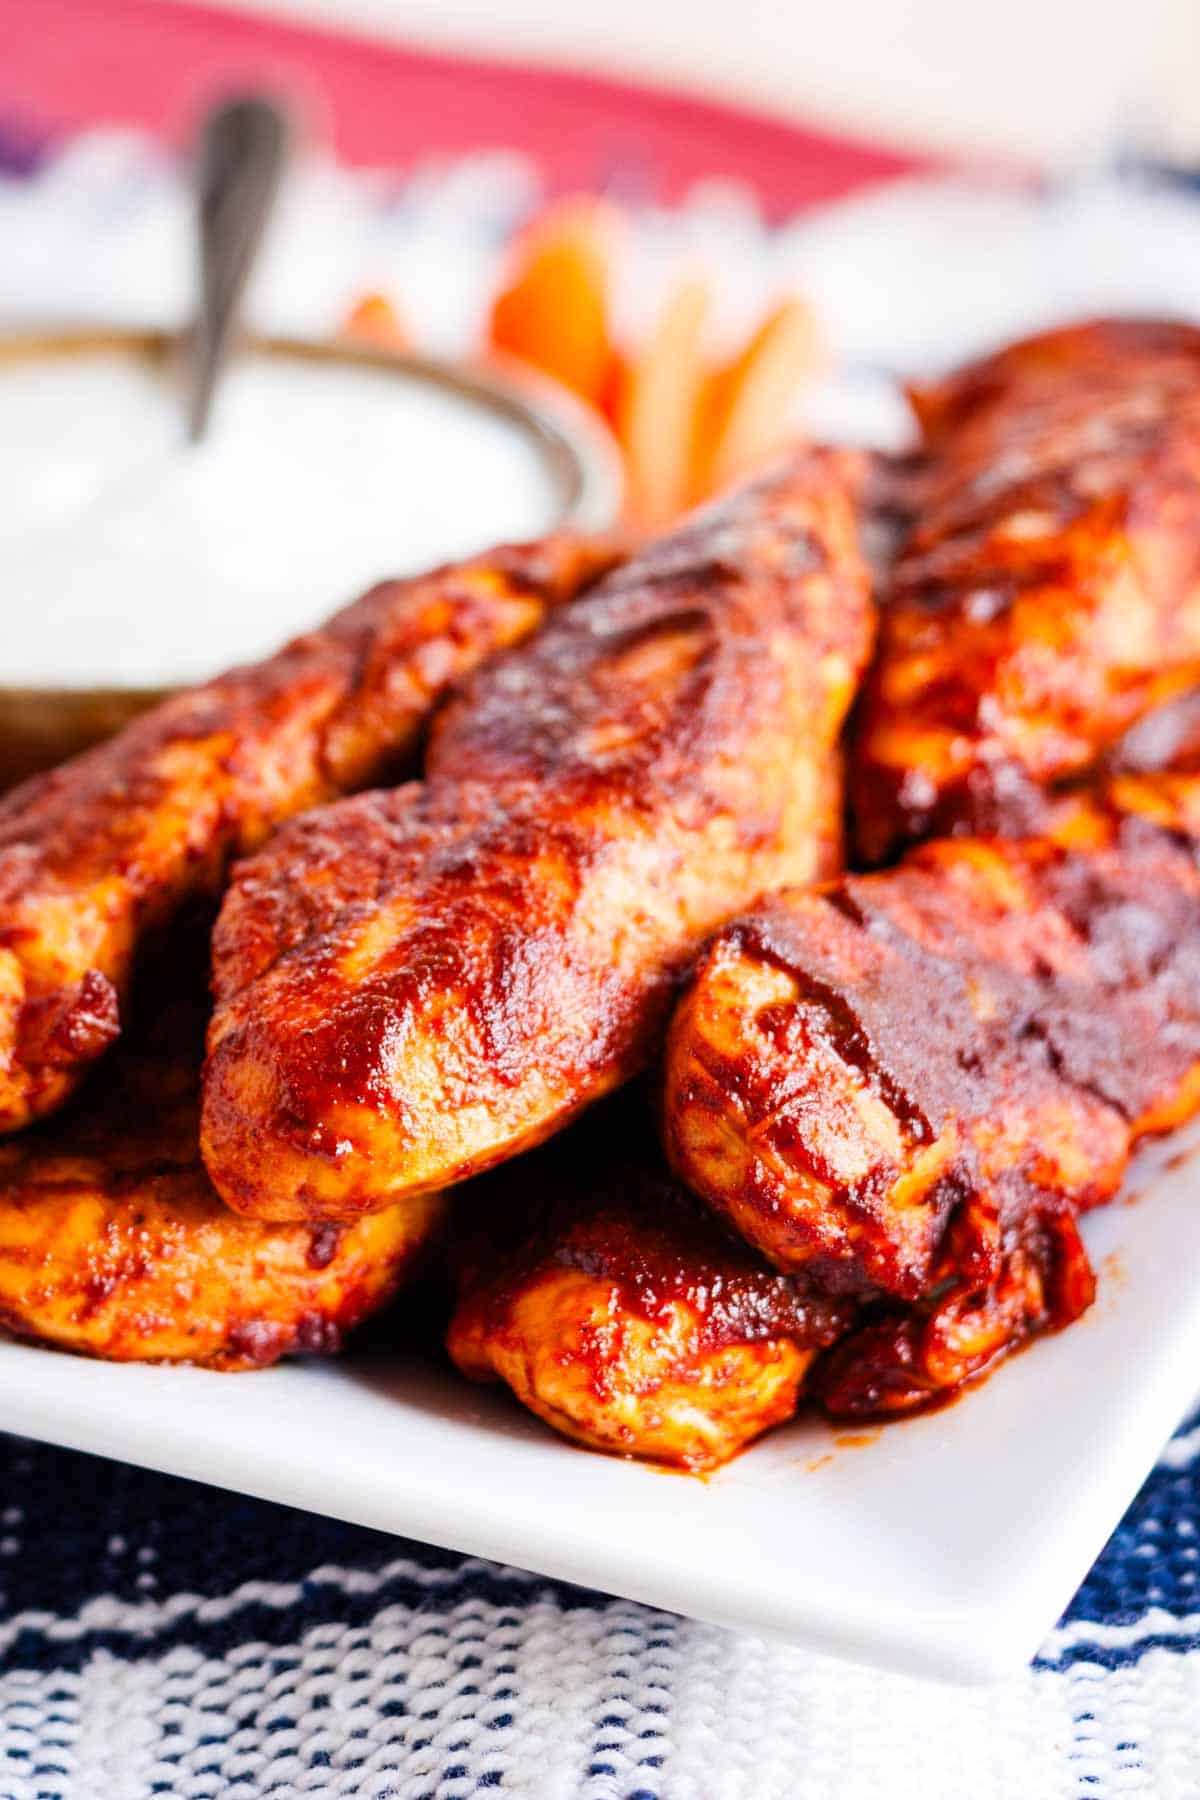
{"left": 1, "top": 347, "right": 563, "bottom": 688}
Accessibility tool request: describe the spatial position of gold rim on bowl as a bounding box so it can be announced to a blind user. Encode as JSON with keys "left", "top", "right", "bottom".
{"left": 0, "top": 326, "right": 624, "bottom": 787}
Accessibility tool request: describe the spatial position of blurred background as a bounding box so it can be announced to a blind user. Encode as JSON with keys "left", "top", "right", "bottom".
{"left": 7, "top": 0, "right": 1200, "bottom": 696}
{"left": 7, "top": 0, "right": 1200, "bottom": 517}
{"left": 209, "top": 0, "right": 1200, "bottom": 164}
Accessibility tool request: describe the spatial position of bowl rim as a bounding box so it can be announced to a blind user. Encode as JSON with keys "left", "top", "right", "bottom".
{"left": 0, "top": 323, "right": 624, "bottom": 704}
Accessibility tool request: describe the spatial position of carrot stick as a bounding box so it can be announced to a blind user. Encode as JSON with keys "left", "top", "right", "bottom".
{"left": 616, "top": 274, "right": 711, "bottom": 529}
{"left": 690, "top": 298, "right": 820, "bottom": 503}
{"left": 488, "top": 197, "right": 622, "bottom": 407}
{"left": 340, "top": 292, "right": 411, "bottom": 352}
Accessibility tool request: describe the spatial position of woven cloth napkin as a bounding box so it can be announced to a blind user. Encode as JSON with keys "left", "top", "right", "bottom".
{"left": 0, "top": 1420, "right": 1197, "bottom": 1800}
{"left": 5, "top": 130, "right": 1200, "bottom": 1800}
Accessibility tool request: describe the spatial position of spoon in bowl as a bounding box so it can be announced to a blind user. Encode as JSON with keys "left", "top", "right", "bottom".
{"left": 186, "top": 93, "right": 292, "bottom": 443}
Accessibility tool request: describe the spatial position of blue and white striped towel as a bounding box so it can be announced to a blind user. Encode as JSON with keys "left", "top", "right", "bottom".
{"left": 0, "top": 1415, "right": 1198, "bottom": 1799}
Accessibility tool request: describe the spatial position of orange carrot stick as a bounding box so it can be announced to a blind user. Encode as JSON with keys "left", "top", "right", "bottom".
{"left": 488, "top": 197, "right": 622, "bottom": 407}
{"left": 615, "top": 274, "right": 711, "bottom": 529}
{"left": 340, "top": 292, "right": 411, "bottom": 352}
{"left": 690, "top": 298, "right": 820, "bottom": 503}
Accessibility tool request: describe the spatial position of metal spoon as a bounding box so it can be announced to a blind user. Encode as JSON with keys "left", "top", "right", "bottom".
{"left": 186, "top": 93, "right": 291, "bottom": 443}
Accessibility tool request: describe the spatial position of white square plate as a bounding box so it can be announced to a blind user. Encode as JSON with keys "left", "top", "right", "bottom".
{"left": 1, "top": 1121, "right": 1197, "bottom": 1685}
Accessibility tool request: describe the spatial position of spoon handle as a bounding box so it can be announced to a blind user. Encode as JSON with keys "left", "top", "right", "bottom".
{"left": 187, "top": 94, "right": 291, "bottom": 443}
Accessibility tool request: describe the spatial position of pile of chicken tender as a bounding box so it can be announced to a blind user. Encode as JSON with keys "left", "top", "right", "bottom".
{"left": 4, "top": 318, "right": 1200, "bottom": 1471}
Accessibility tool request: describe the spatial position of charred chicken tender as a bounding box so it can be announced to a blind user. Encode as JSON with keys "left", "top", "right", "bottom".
{"left": 1105, "top": 684, "right": 1200, "bottom": 778}
{"left": 810, "top": 1203, "right": 1095, "bottom": 1420}
{"left": 0, "top": 982, "right": 446, "bottom": 1368}
{"left": 201, "top": 448, "right": 876, "bottom": 1222}
{"left": 852, "top": 318, "right": 1200, "bottom": 862}
{"left": 0, "top": 532, "right": 614, "bottom": 1134}
{"left": 664, "top": 772, "right": 1200, "bottom": 1312}
{"left": 447, "top": 1111, "right": 854, "bottom": 1470}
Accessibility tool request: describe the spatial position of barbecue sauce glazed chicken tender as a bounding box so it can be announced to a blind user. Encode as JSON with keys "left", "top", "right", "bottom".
{"left": 14, "top": 313, "right": 1200, "bottom": 1457}
{"left": 0, "top": 534, "right": 613, "bottom": 1132}
{"left": 665, "top": 771, "right": 1200, "bottom": 1415}
{"left": 0, "top": 945, "right": 445, "bottom": 1368}
{"left": 201, "top": 449, "right": 875, "bottom": 1221}
{"left": 852, "top": 319, "right": 1200, "bottom": 862}
{"left": 447, "top": 1101, "right": 853, "bottom": 1470}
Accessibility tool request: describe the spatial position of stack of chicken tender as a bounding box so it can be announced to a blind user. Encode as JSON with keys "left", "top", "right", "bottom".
{"left": 5, "top": 319, "right": 1200, "bottom": 1470}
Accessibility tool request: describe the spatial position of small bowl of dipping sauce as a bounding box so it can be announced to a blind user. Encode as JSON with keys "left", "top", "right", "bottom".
{"left": 0, "top": 328, "right": 622, "bottom": 784}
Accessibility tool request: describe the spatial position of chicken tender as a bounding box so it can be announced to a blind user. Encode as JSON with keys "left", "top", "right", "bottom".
{"left": 447, "top": 1105, "right": 853, "bottom": 1470}
{"left": 202, "top": 449, "right": 875, "bottom": 1221}
{"left": 809, "top": 1204, "right": 1095, "bottom": 1419}
{"left": 0, "top": 533, "right": 613, "bottom": 1133}
{"left": 852, "top": 318, "right": 1200, "bottom": 861}
{"left": 0, "top": 967, "right": 445, "bottom": 1367}
{"left": 664, "top": 773, "right": 1200, "bottom": 1304}
{"left": 1105, "top": 684, "right": 1200, "bottom": 778}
